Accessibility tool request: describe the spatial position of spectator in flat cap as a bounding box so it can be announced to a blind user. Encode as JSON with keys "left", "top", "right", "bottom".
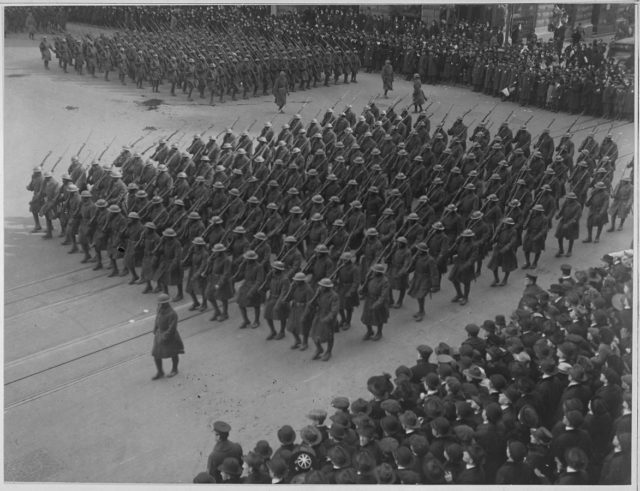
{"left": 462, "top": 323, "right": 486, "bottom": 357}
{"left": 556, "top": 447, "right": 589, "bottom": 484}
{"left": 495, "top": 440, "right": 535, "bottom": 484}
{"left": 272, "top": 425, "right": 296, "bottom": 463}
{"left": 599, "top": 431, "right": 631, "bottom": 484}
{"left": 408, "top": 344, "right": 437, "bottom": 384}
{"left": 207, "top": 421, "right": 243, "bottom": 482}
{"left": 456, "top": 444, "right": 486, "bottom": 483}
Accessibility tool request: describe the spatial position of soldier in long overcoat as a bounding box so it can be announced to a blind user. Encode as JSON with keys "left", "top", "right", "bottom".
{"left": 407, "top": 242, "right": 438, "bottom": 322}
{"left": 307, "top": 278, "right": 340, "bottom": 362}
{"left": 488, "top": 218, "right": 519, "bottom": 286}
{"left": 263, "top": 261, "right": 290, "bottom": 340}
{"left": 234, "top": 250, "right": 265, "bottom": 329}
{"left": 554, "top": 192, "right": 582, "bottom": 257}
{"left": 203, "top": 243, "right": 234, "bottom": 322}
{"left": 583, "top": 182, "right": 610, "bottom": 243}
{"left": 360, "top": 263, "right": 391, "bottom": 341}
{"left": 273, "top": 71, "right": 288, "bottom": 113}
{"left": 153, "top": 227, "right": 184, "bottom": 301}
{"left": 448, "top": 229, "right": 478, "bottom": 305}
{"left": 183, "top": 237, "right": 208, "bottom": 311}
{"left": 284, "top": 272, "right": 315, "bottom": 350}
{"left": 151, "top": 293, "right": 184, "bottom": 380}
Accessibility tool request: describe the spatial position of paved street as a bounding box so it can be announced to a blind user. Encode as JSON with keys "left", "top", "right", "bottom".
{"left": 3, "top": 26, "right": 636, "bottom": 483}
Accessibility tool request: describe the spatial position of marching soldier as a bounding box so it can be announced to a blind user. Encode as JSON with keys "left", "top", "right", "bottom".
{"left": 307, "top": 277, "right": 339, "bottom": 361}
{"left": 234, "top": 250, "right": 265, "bottom": 329}
{"left": 154, "top": 227, "right": 184, "bottom": 301}
{"left": 203, "top": 243, "right": 233, "bottom": 322}
{"left": 554, "top": 192, "right": 582, "bottom": 258}
{"left": 607, "top": 176, "right": 633, "bottom": 232}
{"left": 407, "top": 242, "right": 438, "bottom": 322}
{"left": 27, "top": 166, "right": 45, "bottom": 232}
{"left": 360, "top": 263, "right": 390, "bottom": 341}
{"left": 122, "top": 211, "right": 144, "bottom": 284}
{"left": 449, "top": 229, "right": 478, "bottom": 305}
{"left": 387, "top": 236, "right": 411, "bottom": 309}
{"left": 140, "top": 221, "right": 161, "bottom": 293}
{"left": 105, "top": 204, "right": 127, "bottom": 277}
{"left": 284, "top": 272, "right": 314, "bottom": 350}
{"left": 521, "top": 204, "right": 548, "bottom": 270}
{"left": 333, "top": 251, "right": 360, "bottom": 330}
{"left": 182, "top": 236, "right": 208, "bottom": 311}
{"left": 262, "top": 260, "right": 289, "bottom": 340}
{"left": 488, "top": 217, "right": 519, "bottom": 287}
{"left": 583, "top": 181, "right": 610, "bottom": 244}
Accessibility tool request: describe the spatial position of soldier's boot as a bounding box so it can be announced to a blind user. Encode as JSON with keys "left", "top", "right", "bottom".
{"left": 172, "top": 283, "right": 184, "bottom": 302}
{"left": 231, "top": 89, "right": 237, "bottom": 101}
{"left": 104, "top": 71, "right": 109, "bottom": 81}
{"left": 475, "top": 260, "right": 483, "bottom": 277}
{"left": 594, "top": 225, "right": 604, "bottom": 242}
{"left": 68, "top": 238, "right": 78, "bottom": 254}
{"left": 167, "top": 355, "right": 179, "bottom": 378}
{"left": 119, "top": 266, "right": 129, "bottom": 277}
{"left": 151, "top": 357, "right": 164, "bottom": 380}
{"left": 311, "top": 341, "right": 324, "bottom": 360}
{"left": 565, "top": 239, "right": 574, "bottom": 257}
{"left": 460, "top": 281, "right": 471, "bottom": 305}
{"left": 414, "top": 298, "right": 426, "bottom": 322}
{"left": 209, "top": 93, "right": 215, "bottom": 106}
{"left": 583, "top": 227, "right": 593, "bottom": 243}
{"left": 218, "top": 300, "right": 229, "bottom": 321}
{"left": 618, "top": 217, "right": 626, "bottom": 231}
{"left": 324, "top": 75, "right": 329, "bottom": 87}
{"left": 275, "top": 321, "right": 286, "bottom": 340}
{"left": 499, "top": 271, "right": 510, "bottom": 287}
{"left": 344, "top": 74, "right": 349, "bottom": 84}
{"left": 290, "top": 332, "right": 301, "bottom": 349}
{"left": 108, "top": 259, "right": 119, "bottom": 277}
{"left": 372, "top": 325, "right": 383, "bottom": 341}
{"left": 187, "top": 88, "right": 193, "bottom": 101}
{"left": 362, "top": 325, "right": 374, "bottom": 341}
{"left": 490, "top": 269, "right": 500, "bottom": 287}
{"left": 43, "top": 219, "right": 54, "bottom": 239}
{"left": 128, "top": 268, "right": 139, "bottom": 285}
{"left": 607, "top": 214, "right": 617, "bottom": 232}
{"left": 31, "top": 213, "right": 42, "bottom": 232}
{"left": 531, "top": 252, "right": 541, "bottom": 270}
{"left": 238, "top": 307, "right": 250, "bottom": 329}
{"left": 58, "top": 224, "right": 66, "bottom": 238}
{"left": 170, "top": 83, "right": 175, "bottom": 96}
{"left": 199, "top": 298, "right": 208, "bottom": 312}
{"left": 266, "top": 319, "right": 277, "bottom": 340}
{"left": 209, "top": 300, "right": 221, "bottom": 321}
{"left": 251, "top": 307, "right": 260, "bottom": 329}
{"left": 299, "top": 332, "right": 309, "bottom": 351}
{"left": 522, "top": 252, "right": 531, "bottom": 269}
{"left": 188, "top": 293, "right": 200, "bottom": 311}
{"left": 395, "top": 289, "right": 405, "bottom": 308}
{"left": 80, "top": 244, "right": 91, "bottom": 263}
{"left": 555, "top": 238, "right": 565, "bottom": 257}
{"left": 321, "top": 337, "right": 333, "bottom": 361}
{"left": 152, "top": 282, "right": 162, "bottom": 293}
{"left": 343, "top": 308, "right": 353, "bottom": 330}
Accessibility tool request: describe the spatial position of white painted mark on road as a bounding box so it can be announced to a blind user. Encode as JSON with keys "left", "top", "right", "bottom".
{"left": 302, "top": 372, "right": 323, "bottom": 384}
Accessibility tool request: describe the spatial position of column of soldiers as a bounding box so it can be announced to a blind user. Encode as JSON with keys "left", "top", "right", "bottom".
{"left": 42, "top": 13, "right": 362, "bottom": 104}
{"left": 27, "top": 97, "right": 633, "bottom": 362}
{"left": 35, "top": 6, "right": 634, "bottom": 121}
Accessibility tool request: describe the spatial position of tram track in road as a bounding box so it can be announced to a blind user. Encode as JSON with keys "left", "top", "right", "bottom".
{"left": 4, "top": 267, "right": 116, "bottom": 306}
{"left": 4, "top": 278, "right": 128, "bottom": 322}
{"left": 4, "top": 309, "right": 208, "bottom": 411}
{"left": 5, "top": 265, "right": 93, "bottom": 293}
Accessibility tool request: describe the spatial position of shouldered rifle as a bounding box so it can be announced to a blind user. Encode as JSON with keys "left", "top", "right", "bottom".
{"left": 38, "top": 150, "right": 53, "bottom": 169}
{"left": 98, "top": 136, "right": 117, "bottom": 162}
{"left": 129, "top": 133, "right": 147, "bottom": 148}
{"left": 504, "top": 109, "right": 515, "bottom": 124}
{"left": 439, "top": 104, "right": 454, "bottom": 126}
{"left": 50, "top": 144, "right": 71, "bottom": 172}
{"left": 329, "top": 90, "right": 350, "bottom": 111}
{"left": 76, "top": 129, "right": 93, "bottom": 159}
{"left": 480, "top": 102, "right": 499, "bottom": 123}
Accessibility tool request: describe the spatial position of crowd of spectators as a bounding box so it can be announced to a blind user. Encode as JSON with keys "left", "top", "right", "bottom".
{"left": 29, "top": 6, "right": 636, "bottom": 122}
{"left": 196, "top": 252, "right": 633, "bottom": 484}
